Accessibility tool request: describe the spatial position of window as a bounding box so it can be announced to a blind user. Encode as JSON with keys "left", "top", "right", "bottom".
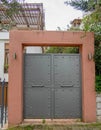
{"left": 4, "top": 43, "right": 9, "bottom": 73}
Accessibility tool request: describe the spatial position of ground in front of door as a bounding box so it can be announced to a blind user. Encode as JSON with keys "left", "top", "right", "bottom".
{"left": 7, "top": 124, "right": 101, "bottom": 130}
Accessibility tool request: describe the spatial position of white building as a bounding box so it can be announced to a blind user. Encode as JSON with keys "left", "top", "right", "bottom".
{"left": 0, "top": 31, "right": 43, "bottom": 82}
{"left": 0, "top": 31, "right": 9, "bottom": 82}
{"left": 70, "top": 18, "right": 82, "bottom": 30}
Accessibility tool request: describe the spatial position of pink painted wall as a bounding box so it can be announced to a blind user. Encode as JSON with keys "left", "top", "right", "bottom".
{"left": 8, "top": 30, "right": 96, "bottom": 125}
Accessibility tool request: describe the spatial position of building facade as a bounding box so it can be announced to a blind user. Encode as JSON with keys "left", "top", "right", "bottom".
{"left": 0, "top": 31, "right": 9, "bottom": 82}
{"left": 0, "top": 31, "right": 43, "bottom": 83}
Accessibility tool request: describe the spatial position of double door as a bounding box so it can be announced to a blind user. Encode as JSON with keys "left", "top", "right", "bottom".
{"left": 24, "top": 54, "right": 81, "bottom": 119}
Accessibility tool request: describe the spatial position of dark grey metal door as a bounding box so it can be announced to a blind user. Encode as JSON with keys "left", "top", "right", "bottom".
{"left": 24, "top": 55, "right": 51, "bottom": 118}
{"left": 54, "top": 55, "right": 81, "bottom": 118}
{"left": 24, "top": 54, "right": 81, "bottom": 119}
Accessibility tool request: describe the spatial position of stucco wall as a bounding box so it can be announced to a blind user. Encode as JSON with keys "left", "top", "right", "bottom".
{"left": 8, "top": 30, "right": 96, "bottom": 125}
{"left": 0, "top": 30, "right": 100, "bottom": 125}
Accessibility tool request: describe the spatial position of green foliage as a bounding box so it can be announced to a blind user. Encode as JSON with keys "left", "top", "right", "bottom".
{"left": 65, "top": 0, "right": 101, "bottom": 12}
{"left": 95, "top": 75, "right": 101, "bottom": 92}
{"left": 4, "top": 63, "right": 9, "bottom": 73}
{"left": 8, "top": 125, "right": 33, "bottom": 130}
{"left": 42, "top": 119, "right": 46, "bottom": 124}
{"left": 82, "top": 4, "right": 101, "bottom": 75}
{"left": 83, "top": 11, "right": 101, "bottom": 32}
{"left": 65, "top": 0, "right": 89, "bottom": 12}
{"left": 94, "top": 45, "right": 101, "bottom": 74}
{"left": 0, "top": 0, "right": 23, "bottom": 17}
{"left": 0, "top": 0, "right": 24, "bottom": 30}
{"left": 7, "top": 124, "right": 101, "bottom": 130}
{"left": 65, "top": 0, "right": 101, "bottom": 92}
{"left": 45, "top": 47, "right": 79, "bottom": 53}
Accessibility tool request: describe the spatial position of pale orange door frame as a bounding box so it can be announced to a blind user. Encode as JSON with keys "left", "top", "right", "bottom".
{"left": 8, "top": 30, "right": 96, "bottom": 125}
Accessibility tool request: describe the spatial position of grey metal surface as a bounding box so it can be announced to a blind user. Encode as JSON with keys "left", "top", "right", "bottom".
{"left": 24, "top": 54, "right": 51, "bottom": 86}
{"left": 55, "top": 88, "right": 81, "bottom": 118}
{"left": 24, "top": 54, "right": 81, "bottom": 119}
{"left": 54, "top": 55, "right": 81, "bottom": 118}
{"left": 24, "top": 88, "right": 51, "bottom": 118}
{"left": 54, "top": 55, "right": 81, "bottom": 88}
{"left": 24, "top": 54, "right": 52, "bottom": 118}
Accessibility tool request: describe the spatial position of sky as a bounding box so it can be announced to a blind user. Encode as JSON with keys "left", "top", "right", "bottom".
{"left": 25, "top": 0, "right": 83, "bottom": 30}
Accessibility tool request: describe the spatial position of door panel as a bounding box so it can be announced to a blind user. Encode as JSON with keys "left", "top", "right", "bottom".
{"left": 54, "top": 55, "right": 73, "bottom": 86}
{"left": 54, "top": 55, "right": 81, "bottom": 88}
{"left": 24, "top": 54, "right": 52, "bottom": 86}
{"left": 24, "top": 54, "right": 52, "bottom": 118}
{"left": 24, "top": 88, "right": 51, "bottom": 118}
{"left": 54, "top": 55, "right": 81, "bottom": 118}
{"left": 24, "top": 54, "right": 81, "bottom": 119}
{"left": 55, "top": 88, "right": 81, "bottom": 118}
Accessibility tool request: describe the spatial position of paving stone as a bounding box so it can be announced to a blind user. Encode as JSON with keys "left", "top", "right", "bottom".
{"left": 97, "top": 110, "right": 101, "bottom": 115}
{"left": 97, "top": 115, "right": 101, "bottom": 121}
{"left": 97, "top": 102, "right": 101, "bottom": 109}
{"left": 96, "top": 96, "right": 101, "bottom": 103}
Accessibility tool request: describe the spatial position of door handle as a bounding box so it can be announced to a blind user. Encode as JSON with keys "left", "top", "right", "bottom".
{"left": 61, "top": 85, "right": 73, "bottom": 88}
{"left": 32, "top": 85, "right": 44, "bottom": 88}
